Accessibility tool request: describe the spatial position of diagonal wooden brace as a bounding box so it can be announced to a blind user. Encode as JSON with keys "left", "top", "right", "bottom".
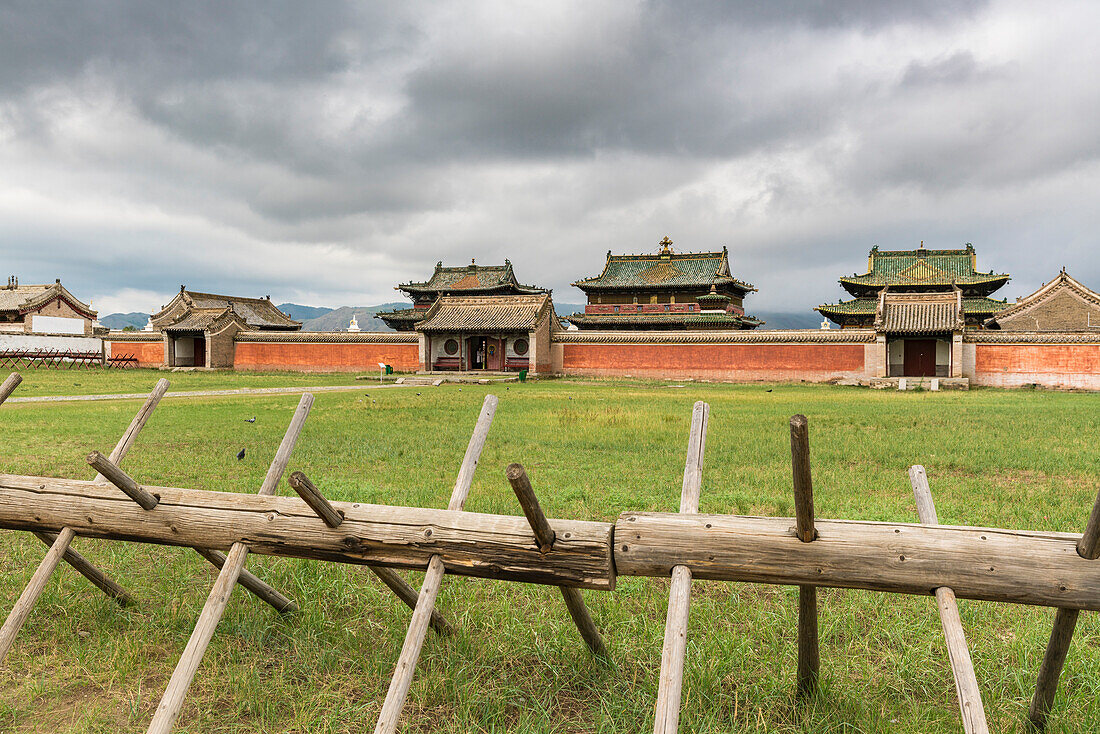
{"left": 288, "top": 471, "right": 453, "bottom": 636}
{"left": 1027, "top": 484, "right": 1100, "bottom": 730}
{"left": 147, "top": 393, "right": 313, "bottom": 734}
{"left": 653, "top": 401, "right": 709, "bottom": 734}
{"left": 910, "top": 466, "right": 989, "bottom": 734}
{"left": 790, "top": 414, "right": 819, "bottom": 698}
{"left": 374, "top": 395, "right": 498, "bottom": 734}
{"left": 506, "top": 462, "right": 607, "bottom": 656}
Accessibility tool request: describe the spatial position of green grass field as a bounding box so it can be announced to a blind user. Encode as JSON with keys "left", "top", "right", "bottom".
{"left": 2, "top": 369, "right": 1099, "bottom": 732}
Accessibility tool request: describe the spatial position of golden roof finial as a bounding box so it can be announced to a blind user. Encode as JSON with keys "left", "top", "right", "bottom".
{"left": 658, "top": 236, "right": 674, "bottom": 255}
{"left": 919, "top": 240, "right": 924, "bottom": 249}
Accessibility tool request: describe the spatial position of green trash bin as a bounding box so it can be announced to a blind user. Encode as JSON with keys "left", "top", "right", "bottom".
{"left": 385, "top": 364, "right": 393, "bottom": 375}
{"left": 518, "top": 369, "right": 528, "bottom": 383}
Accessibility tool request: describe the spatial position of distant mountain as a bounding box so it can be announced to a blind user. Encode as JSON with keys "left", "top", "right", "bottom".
{"left": 277, "top": 303, "right": 334, "bottom": 321}
{"left": 553, "top": 302, "right": 586, "bottom": 318}
{"left": 100, "top": 312, "right": 150, "bottom": 330}
{"left": 751, "top": 311, "right": 824, "bottom": 330}
{"left": 301, "top": 302, "right": 412, "bottom": 332}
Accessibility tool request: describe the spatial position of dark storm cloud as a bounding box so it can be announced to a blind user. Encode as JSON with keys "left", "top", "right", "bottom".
{"left": 0, "top": 0, "right": 1097, "bottom": 315}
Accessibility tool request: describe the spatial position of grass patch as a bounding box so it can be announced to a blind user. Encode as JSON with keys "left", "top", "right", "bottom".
{"left": 1, "top": 377, "right": 1099, "bottom": 731}
{"left": 4, "top": 366, "right": 386, "bottom": 398}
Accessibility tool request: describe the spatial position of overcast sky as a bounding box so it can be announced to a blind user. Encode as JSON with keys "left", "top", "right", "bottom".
{"left": 1, "top": 0, "right": 1097, "bottom": 317}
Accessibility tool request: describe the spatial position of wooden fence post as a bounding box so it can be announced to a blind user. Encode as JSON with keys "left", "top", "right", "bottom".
{"left": 0, "top": 376, "right": 166, "bottom": 664}
{"left": 1027, "top": 484, "right": 1100, "bottom": 730}
{"left": 146, "top": 393, "right": 313, "bottom": 734}
{"left": 506, "top": 462, "right": 607, "bottom": 656}
{"left": 790, "top": 414, "right": 819, "bottom": 698}
{"left": 910, "top": 466, "right": 989, "bottom": 734}
{"left": 0, "top": 372, "right": 23, "bottom": 404}
{"left": 653, "top": 401, "right": 709, "bottom": 734}
{"left": 373, "top": 395, "right": 498, "bottom": 734}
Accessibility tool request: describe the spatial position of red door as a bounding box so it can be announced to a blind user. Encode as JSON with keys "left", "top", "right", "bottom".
{"left": 903, "top": 339, "right": 936, "bottom": 377}
{"left": 193, "top": 338, "right": 206, "bottom": 368}
{"left": 486, "top": 338, "right": 503, "bottom": 370}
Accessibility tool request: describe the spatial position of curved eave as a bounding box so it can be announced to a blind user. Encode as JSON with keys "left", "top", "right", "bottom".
{"left": 839, "top": 275, "right": 1010, "bottom": 298}
{"left": 571, "top": 280, "right": 755, "bottom": 295}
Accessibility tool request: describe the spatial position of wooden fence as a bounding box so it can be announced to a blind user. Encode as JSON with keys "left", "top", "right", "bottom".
{"left": 1, "top": 370, "right": 1098, "bottom": 732}
{"left": 0, "top": 349, "right": 137, "bottom": 369}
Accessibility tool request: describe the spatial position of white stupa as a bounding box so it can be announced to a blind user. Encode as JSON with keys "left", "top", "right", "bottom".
{"left": 347, "top": 314, "right": 361, "bottom": 332}
{"left": 144, "top": 315, "right": 155, "bottom": 331}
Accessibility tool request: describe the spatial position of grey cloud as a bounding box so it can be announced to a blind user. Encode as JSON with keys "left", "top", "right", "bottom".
{"left": 1, "top": 0, "right": 1098, "bottom": 316}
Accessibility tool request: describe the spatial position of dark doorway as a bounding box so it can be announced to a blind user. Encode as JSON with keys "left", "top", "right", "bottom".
{"left": 467, "top": 336, "right": 486, "bottom": 369}
{"left": 193, "top": 337, "right": 206, "bottom": 368}
{"left": 903, "top": 339, "right": 936, "bottom": 377}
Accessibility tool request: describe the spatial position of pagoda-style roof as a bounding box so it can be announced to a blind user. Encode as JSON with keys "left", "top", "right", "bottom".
{"left": 838, "top": 244, "right": 1009, "bottom": 297}
{"left": 151, "top": 288, "right": 300, "bottom": 332}
{"left": 572, "top": 238, "right": 755, "bottom": 294}
{"left": 817, "top": 295, "right": 1008, "bottom": 319}
{"left": 397, "top": 260, "right": 546, "bottom": 298}
{"left": 986, "top": 269, "right": 1100, "bottom": 330}
{"left": 416, "top": 294, "right": 556, "bottom": 334}
{"left": 566, "top": 312, "right": 762, "bottom": 330}
{"left": 0, "top": 278, "right": 97, "bottom": 319}
{"left": 874, "top": 291, "right": 963, "bottom": 335}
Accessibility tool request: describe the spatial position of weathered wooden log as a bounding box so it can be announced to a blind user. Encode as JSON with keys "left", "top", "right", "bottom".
{"left": 192, "top": 548, "right": 298, "bottom": 613}
{"left": 614, "top": 513, "right": 1100, "bottom": 611}
{"left": 790, "top": 413, "right": 819, "bottom": 698}
{"left": 287, "top": 471, "right": 344, "bottom": 528}
{"left": 0, "top": 527, "right": 76, "bottom": 665}
{"left": 506, "top": 463, "right": 607, "bottom": 656}
{"left": 375, "top": 394, "right": 498, "bottom": 734}
{"left": 0, "top": 474, "right": 614, "bottom": 589}
{"left": 86, "top": 450, "right": 159, "bottom": 510}
{"left": 147, "top": 393, "right": 313, "bottom": 734}
{"left": 1027, "top": 484, "right": 1100, "bottom": 730}
{"left": 0, "top": 372, "right": 23, "bottom": 404}
{"left": 910, "top": 466, "right": 988, "bottom": 734}
{"left": 653, "top": 400, "right": 709, "bottom": 734}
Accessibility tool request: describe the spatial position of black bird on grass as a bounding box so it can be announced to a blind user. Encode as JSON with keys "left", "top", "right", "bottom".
{"left": 245, "top": 416, "right": 256, "bottom": 423}
{"left": 236, "top": 448, "right": 246, "bottom": 461}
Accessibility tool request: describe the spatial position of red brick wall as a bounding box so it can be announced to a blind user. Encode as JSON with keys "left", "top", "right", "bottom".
{"left": 108, "top": 340, "right": 164, "bottom": 367}
{"left": 561, "top": 342, "right": 868, "bottom": 381}
{"left": 233, "top": 341, "right": 419, "bottom": 372}
{"left": 973, "top": 343, "right": 1100, "bottom": 388}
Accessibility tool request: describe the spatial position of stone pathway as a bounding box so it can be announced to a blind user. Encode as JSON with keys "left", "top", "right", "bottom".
{"left": 6, "top": 383, "right": 410, "bottom": 404}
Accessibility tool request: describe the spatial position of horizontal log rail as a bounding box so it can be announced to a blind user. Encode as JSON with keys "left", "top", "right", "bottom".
{"left": 615, "top": 513, "right": 1100, "bottom": 611}
{"left": 0, "top": 474, "right": 615, "bottom": 590}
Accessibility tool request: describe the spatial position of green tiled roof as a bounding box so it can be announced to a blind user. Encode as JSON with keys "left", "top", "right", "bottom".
{"left": 573, "top": 246, "right": 755, "bottom": 293}
{"left": 399, "top": 260, "right": 545, "bottom": 296}
{"left": 816, "top": 296, "right": 1008, "bottom": 316}
{"left": 839, "top": 245, "right": 1009, "bottom": 295}
{"left": 566, "top": 312, "right": 762, "bottom": 329}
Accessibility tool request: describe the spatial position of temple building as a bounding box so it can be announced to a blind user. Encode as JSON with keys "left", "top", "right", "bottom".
{"left": 566, "top": 237, "right": 761, "bottom": 330}
{"left": 150, "top": 287, "right": 301, "bottom": 368}
{"left": 378, "top": 260, "right": 547, "bottom": 331}
{"left": 986, "top": 269, "right": 1100, "bottom": 331}
{"left": 0, "top": 276, "right": 98, "bottom": 336}
{"left": 817, "top": 243, "right": 1010, "bottom": 378}
{"left": 415, "top": 293, "right": 559, "bottom": 373}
